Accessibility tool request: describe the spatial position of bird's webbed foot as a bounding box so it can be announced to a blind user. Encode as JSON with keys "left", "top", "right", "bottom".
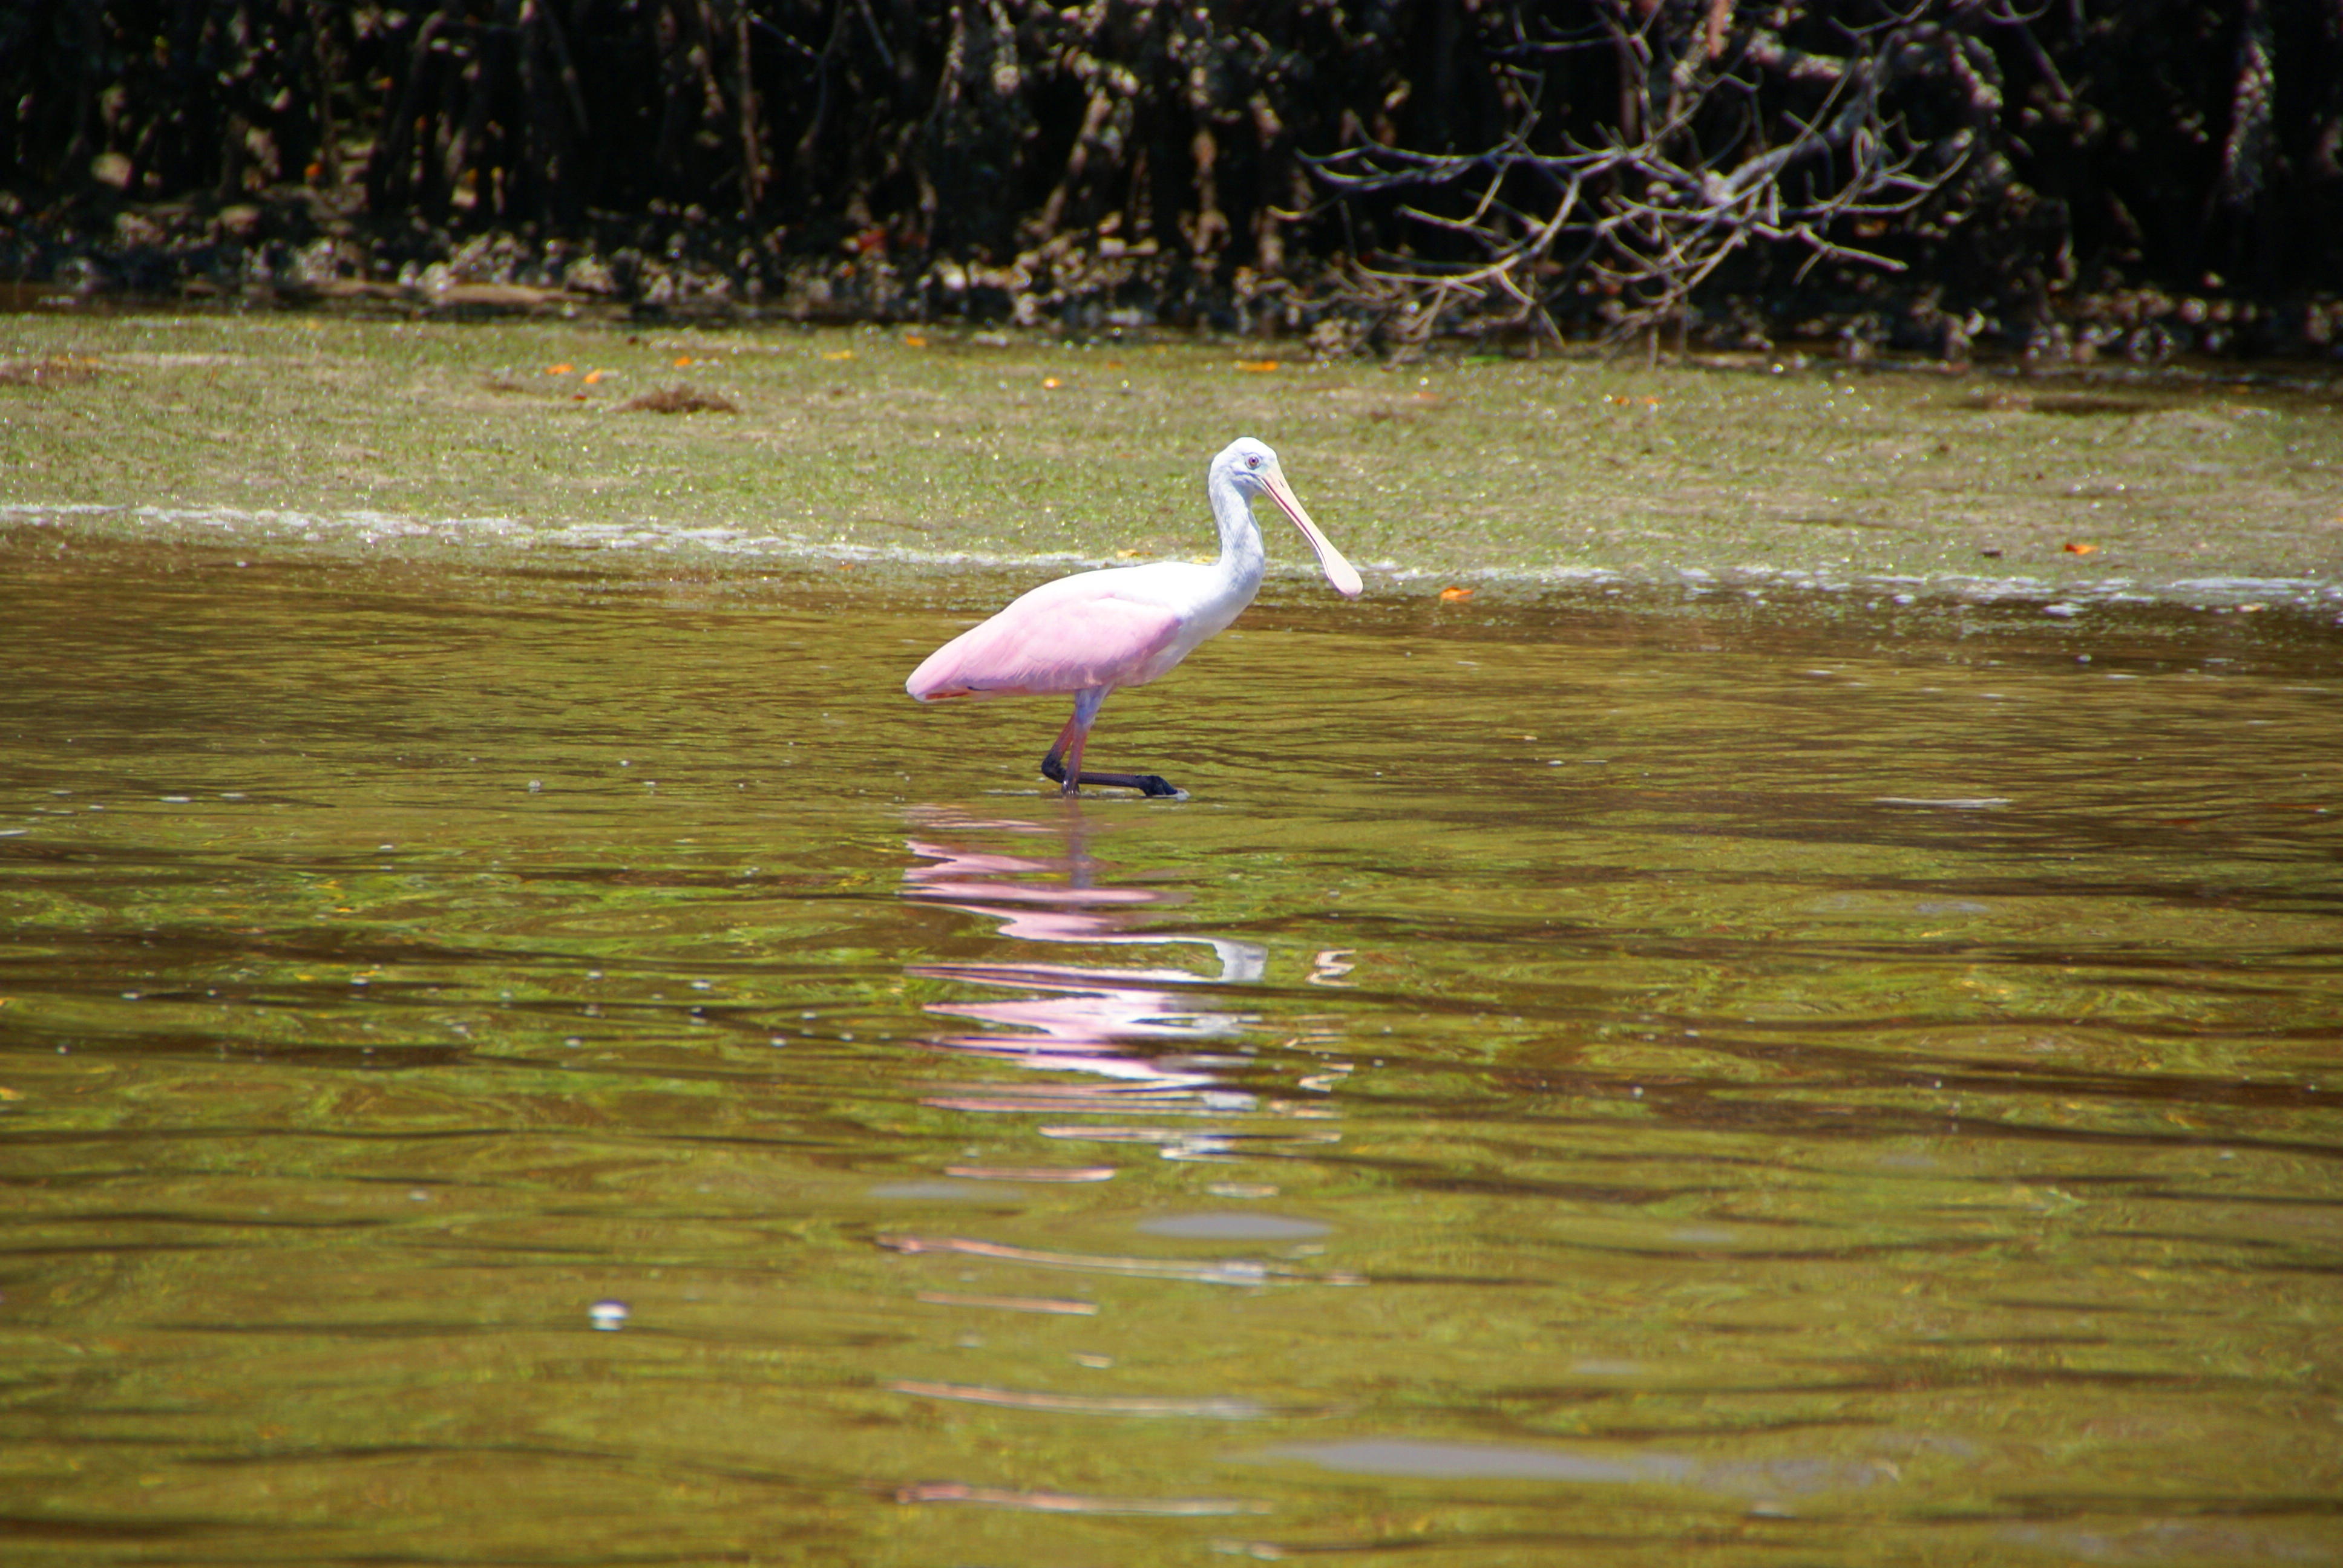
{"left": 1076, "top": 768, "right": 1183, "bottom": 797}
{"left": 1038, "top": 754, "right": 1181, "bottom": 798}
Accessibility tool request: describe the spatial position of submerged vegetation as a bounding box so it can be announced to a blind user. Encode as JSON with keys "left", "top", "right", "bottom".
{"left": 4, "top": 1, "right": 2341, "bottom": 360}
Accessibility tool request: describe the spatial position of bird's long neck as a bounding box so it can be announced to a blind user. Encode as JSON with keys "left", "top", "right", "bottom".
{"left": 1207, "top": 468, "right": 1267, "bottom": 594}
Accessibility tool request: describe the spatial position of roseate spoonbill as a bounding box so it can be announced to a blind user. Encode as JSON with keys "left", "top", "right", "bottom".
{"left": 905, "top": 437, "right": 1363, "bottom": 797}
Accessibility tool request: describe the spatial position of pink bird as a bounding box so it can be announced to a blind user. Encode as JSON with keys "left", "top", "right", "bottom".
{"left": 906, "top": 437, "right": 1363, "bottom": 797}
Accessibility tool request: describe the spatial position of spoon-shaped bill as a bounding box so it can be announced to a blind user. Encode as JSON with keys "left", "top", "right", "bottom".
{"left": 1260, "top": 466, "right": 1364, "bottom": 599}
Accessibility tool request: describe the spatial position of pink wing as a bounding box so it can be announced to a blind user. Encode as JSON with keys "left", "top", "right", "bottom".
{"left": 908, "top": 583, "right": 1185, "bottom": 700}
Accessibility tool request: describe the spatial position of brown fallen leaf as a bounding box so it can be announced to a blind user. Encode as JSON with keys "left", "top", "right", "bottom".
{"left": 0, "top": 356, "right": 99, "bottom": 388}
{"left": 2063, "top": 541, "right": 2098, "bottom": 555}
{"left": 618, "top": 384, "right": 738, "bottom": 414}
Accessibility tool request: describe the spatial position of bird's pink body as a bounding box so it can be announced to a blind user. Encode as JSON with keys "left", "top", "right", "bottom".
{"left": 906, "top": 437, "right": 1361, "bottom": 796}
{"left": 906, "top": 562, "right": 1237, "bottom": 702}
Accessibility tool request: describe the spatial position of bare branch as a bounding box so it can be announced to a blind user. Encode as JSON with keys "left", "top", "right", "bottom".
{"left": 1306, "top": 4, "right": 1968, "bottom": 355}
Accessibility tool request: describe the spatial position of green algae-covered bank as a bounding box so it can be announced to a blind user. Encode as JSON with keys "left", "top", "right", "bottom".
{"left": 5, "top": 316, "right": 2340, "bottom": 616}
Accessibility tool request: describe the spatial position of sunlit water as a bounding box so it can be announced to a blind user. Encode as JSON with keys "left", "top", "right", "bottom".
{"left": 3, "top": 536, "right": 2339, "bottom": 1566}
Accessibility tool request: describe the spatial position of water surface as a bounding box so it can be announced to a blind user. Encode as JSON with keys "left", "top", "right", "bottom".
{"left": 2, "top": 538, "right": 2339, "bottom": 1566}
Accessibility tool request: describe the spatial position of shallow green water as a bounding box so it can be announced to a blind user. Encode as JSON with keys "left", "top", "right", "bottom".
{"left": 2, "top": 538, "right": 2340, "bottom": 1566}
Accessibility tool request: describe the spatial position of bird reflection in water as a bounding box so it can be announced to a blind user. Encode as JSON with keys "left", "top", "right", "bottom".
{"left": 900, "top": 806, "right": 1300, "bottom": 1140}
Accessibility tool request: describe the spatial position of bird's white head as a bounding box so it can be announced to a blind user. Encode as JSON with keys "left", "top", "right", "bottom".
{"left": 1212, "top": 437, "right": 1364, "bottom": 599}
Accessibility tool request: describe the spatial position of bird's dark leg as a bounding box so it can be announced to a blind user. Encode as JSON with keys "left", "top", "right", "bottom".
{"left": 1039, "top": 689, "right": 1181, "bottom": 798}
{"left": 1038, "top": 706, "right": 1087, "bottom": 794}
